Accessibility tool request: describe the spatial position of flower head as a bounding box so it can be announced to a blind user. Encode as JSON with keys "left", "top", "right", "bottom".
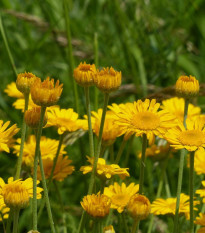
{"left": 25, "top": 107, "right": 47, "bottom": 129}
{"left": 94, "top": 67, "right": 121, "bottom": 93}
{"left": 46, "top": 107, "right": 87, "bottom": 135}
{"left": 13, "top": 135, "right": 66, "bottom": 167}
{"left": 16, "top": 72, "right": 37, "bottom": 94}
{"left": 161, "top": 97, "right": 201, "bottom": 122}
{"left": 165, "top": 117, "right": 205, "bottom": 152}
{"left": 196, "top": 181, "right": 205, "bottom": 203}
{"left": 109, "top": 99, "right": 176, "bottom": 143}
{"left": 151, "top": 193, "right": 199, "bottom": 219}
{"left": 4, "top": 82, "right": 24, "bottom": 98}
{"left": 37, "top": 155, "right": 74, "bottom": 181}
{"left": 190, "top": 150, "right": 205, "bottom": 175}
{"left": 0, "top": 121, "right": 19, "bottom": 153}
{"left": 81, "top": 193, "right": 111, "bottom": 218}
{"left": 80, "top": 156, "right": 129, "bottom": 179}
{"left": 127, "top": 194, "right": 151, "bottom": 220}
{"left": 73, "top": 62, "right": 96, "bottom": 86}
{"left": 0, "top": 177, "right": 43, "bottom": 209}
{"left": 195, "top": 213, "right": 205, "bottom": 226}
{"left": 175, "top": 75, "right": 199, "bottom": 98}
{"left": 104, "top": 182, "right": 139, "bottom": 213}
{"left": 31, "top": 77, "right": 63, "bottom": 106}
{"left": 103, "top": 225, "right": 115, "bottom": 233}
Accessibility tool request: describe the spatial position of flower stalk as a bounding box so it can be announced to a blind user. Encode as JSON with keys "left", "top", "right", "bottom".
{"left": 189, "top": 151, "right": 195, "bottom": 233}
{"left": 12, "top": 209, "right": 19, "bottom": 233}
{"left": 139, "top": 134, "right": 147, "bottom": 194}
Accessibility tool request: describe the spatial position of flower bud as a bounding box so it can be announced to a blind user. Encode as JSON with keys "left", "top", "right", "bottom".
{"left": 25, "top": 107, "right": 47, "bottom": 129}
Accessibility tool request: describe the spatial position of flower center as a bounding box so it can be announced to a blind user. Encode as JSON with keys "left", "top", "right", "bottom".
{"left": 111, "top": 194, "right": 129, "bottom": 206}
{"left": 178, "top": 130, "right": 205, "bottom": 147}
{"left": 2, "top": 182, "right": 30, "bottom": 209}
{"left": 132, "top": 112, "right": 160, "bottom": 130}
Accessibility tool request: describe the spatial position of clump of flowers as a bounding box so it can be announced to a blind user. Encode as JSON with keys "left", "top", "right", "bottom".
{"left": 80, "top": 156, "right": 129, "bottom": 179}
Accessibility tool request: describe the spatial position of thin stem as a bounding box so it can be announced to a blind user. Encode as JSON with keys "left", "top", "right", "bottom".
{"left": 12, "top": 209, "right": 19, "bottom": 233}
{"left": 32, "top": 106, "right": 46, "bottom": 231}
{"left": 63, "top": 0, "right": 79, "bottom": 113}
{"left": 94, "top": 32, "right": 99, "bottom": 111}
{"left": 15, "top": 93, "right": 29, "bottom": 179}
{"left": 84, "top": 87, "right": 95, "bottom": 158}
{"left": 164, "top": 172, "right": 171, "bottom": 198}
{"left": 6, "top": 209, "right": 13, "bottom": 233}
{"left": 189, "top": 151, "right": 195, "bottom": 233}
{"left": 0, "top": 212, "right": 6, "bottom": 233}
{"left": 115, "top": 139, "right": 126, "bottom": 164}
{"left": 123, "top": 135, "right": 135, "bottom": 167}
{"left": 173, "top": 98, "right": 189, "bottom": 233}
{"left": 0, "top": 13, "right": 18, "bottom": 77}
{"left": 131, "top": 220, "right": 139, "bottom": 233}
{"left": 109, "top": 144, "right": 114, "bottom": 163}
{"left": 39, "top": 151, "right": 56, "bottom": 233}
{"left": 139, "top": 134, "right": 147, "bottom": 194}
{"left": 122, "top": 212, "right": 129, "bottom": 233}
{"left": 38, "top": 134, "right": 64, "bottom": 219}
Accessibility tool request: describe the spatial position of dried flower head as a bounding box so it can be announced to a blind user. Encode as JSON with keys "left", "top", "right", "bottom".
{"left": 81, "top": 193, "right": 111, "bottom": 218}
{"left": 73, "top": 62, "right": 96, "bottom": 86}
{"left": 31, "top": 77, "right": 63, "bottom": 107}
{"left": 175, "top": 75, "right": 199, "bottom": 98}
{"left": 127, "top": 194, "right": 151, "bottom": 220}
{"left": 94, "top": 67, "right": 121, "bottom": 93}
{"left": 0, "top": 177, "right": 43, "bottom": 209}
{"left": 16, "top": 72, "right": 37, "bottom": 94}
{"left": 25, "top": 107, "right": 47, "bottom": 129}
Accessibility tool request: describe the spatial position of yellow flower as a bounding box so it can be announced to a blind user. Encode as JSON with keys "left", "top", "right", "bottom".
{"left": 37, "top": 155, "right": 74, "bottom": 181}
{"left": 73, "top": 62, "right": 96, "bottom": 86}
{"left": 80, "top": 156, "right": 129, "bottom": 179}
{"left": 46, "top": 107, "right": 87, "bottom": 134}
{"left": 16, "top": 72, "right": 37, "bottom": 94}
{"left": 109, "top": 99, "right": 176, "bottom": 143}
{"left": 13, "top": 135, "right": 66, "bottom": 167}
{"left": 151, "top": 193, "right": 199, "bottom": 219}
{"left": 81, "top": 193, "right": 111, "bottom": 218}
{"left": 198, "top": 228, "right": 205, "bottom": 233}
{"left": 0, "top": 177, "right": 43, "bottom": 209}
{"left": 31, "top": 77, "right": 63, "bottom": 107}
{"left": 161, "top": 97, "right": 201, "bottom": 122}
{"left": 25, "top": 107, "right": 47, "bottom": 129}
{"left": 90, "top": 109, "right": 122, "bottom": 146}
{"left": 0, "top": 201, "right": 9, "bottom": 221}
{"left": 94, "top": 67, "right": 121, "bottom": 93}
{"left": 175, "top": 75, "right": 199, "bottom": 98}
{"left": 104, "top": 182, "right": 139, "bottom": 213}
{"left": 0, "top": 121, "right": 19, "bottom": 153}
{"left": 103, "top": 225, "right": 115, "bottom": 233}
{"left": 127, "top": 194, "right": 151, "bottom": 220}
{"left": 165, "top": 117, "right": 205, "bottom": 152}
{"left": 13, "top": 96, "right": 38, "bottom": 112}
{"left": 4, "top": 82, "right": 24, "bottom": 98}
{"left": 196, "top": 181, "right": 205, "bottom": 203}
{"left": 195, "top": 213, "right": 205, "bottom": 226}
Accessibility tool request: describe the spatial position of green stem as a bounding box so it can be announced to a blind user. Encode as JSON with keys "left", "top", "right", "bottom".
{"left": 84, "top": 87, "right": 95, "bottom": 158}
{"left": 139, "top": 134, "right": 147, "bottom": 194}
{"left": 15, "top": 93, "right": 29, "bottom": 179}
{"left": 109, "top": 144, "right": 114, "bottom": 163}
{"left": 39, "top": 151, "right": 56, "bottom": 233}
{"left": 32, "top": 106, "right": 46, "bottom": 231}
{"left": 0, "top": 13, "right": 18, "bottom": 77}
{"left": 12, "top": 209, "right": 19, "bottom": 233}
{"left": 63, "top": 0, "right": 79, "bottom": 113}
{"left": 6, "top": 209, "right": 13, "bottom": 233}
{"left": 122, "top": 212, "right": 129, "bottom": 233}
{"left": 38, "top": 134, "right": 64, "bottom": 219}
{"left": 123, "top": 135, "right": 134, "bottom": 167}
{"left": 115, "top": 139, "right": 126, "bottom": 164}
{"left": 94, "top": 32, "right": 99, "bottom": 111}
{"left": 173, "top": 98, "right": 189, "bottom": 233}
{"left": 164, "top": 172, "right": 171, "bottom": 198}
{"left": 98, "top": 220, "right": 102, "bottom": 233}
{"left": 77, "top": 93, "right": 109, "bottom": 233}
{"left": 189, "top": 151, "right": 195, "bottom": 233}
{"left": 131, "top": 220, "right": 139, "bottom": 233}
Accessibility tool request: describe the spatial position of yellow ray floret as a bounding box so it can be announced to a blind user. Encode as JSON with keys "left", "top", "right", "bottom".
{"left": 196, "top": 181, "right": 205, "bottom": 203}
{"left": 4, "top": 82, "right": 24, "bottom": 98}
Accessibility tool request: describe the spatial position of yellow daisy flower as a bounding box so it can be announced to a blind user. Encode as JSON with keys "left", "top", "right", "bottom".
{"left": 104, "top": 182, "right": 139, "bottom": 213}
{"left": 196, "top": 181, "right": 205, "bottom": 203}
{"left": 90, "top": 109, "right": 122, "bottom": 146}
{"left": 80, "top": 156, "right": 129, "bottom": 179}
{"left": 13, "top": 135, "right": 66, "bottom": 167}
{"left": 81, "top": 193, "right": 111, "bottom": 218}
{"left": 151, "top": 193, "right": 199, "bottom": 219}
{"left": 165, "top": 117, "right": 205, "bottom": 152}
{"left": 161, "top": 97, "right": 201, "bottom": 122}
{"left": 37, "top": 155, "right": 74, "bottom": 181}
{"left": 0, "top": 121, "right": 19, "bottom": 153}
{"left": 4, "top": 82, "right": 24, "bottom": 98}
{"left": 46, "top": 107, "right": 88, "bottom": 135}
{"left": 0, "top": 177, "right": 43, "bottom": 209}
{"left": 109, "top": 99, "right": 176, "bottom": 143}
{"left": 195, "top": 213, "right": 205, "bottom": 226}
